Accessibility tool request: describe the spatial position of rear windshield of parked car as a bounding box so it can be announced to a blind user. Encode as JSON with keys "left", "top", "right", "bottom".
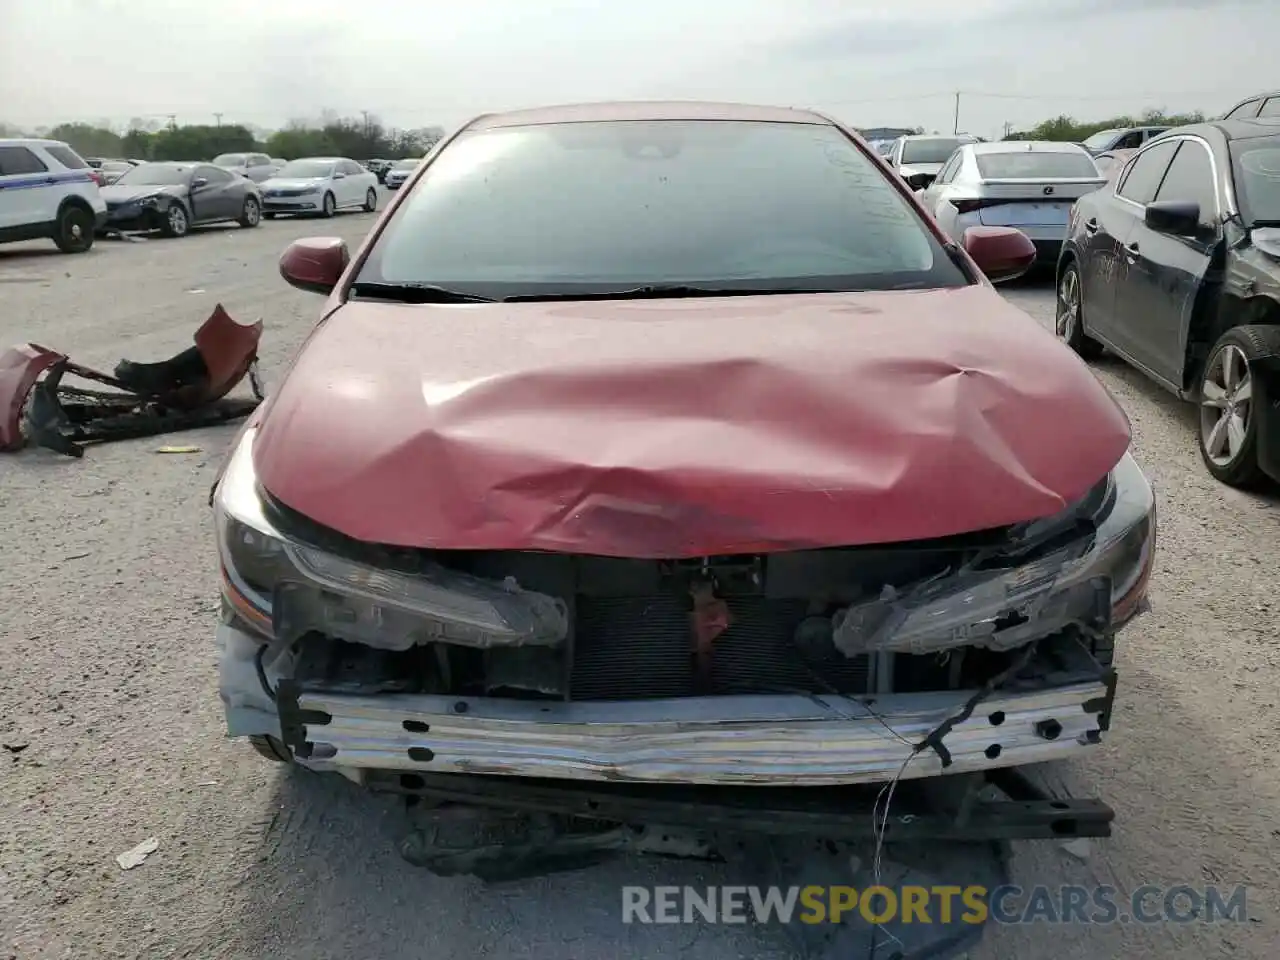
{"left": 1082, "top": 129, "right": 1122, "bottom": 151}
{"left": 275, "top": 160, "right": 334, "bottom": 179}
{"left": 1231, "top": 138, "right": 1280, "bottom": 225}
{"left": 213, "top": 154, "right": 247, "bottom": 166}
{"left": 392, "top": 159, "right": 420, "bottom": 170}
{"left": 359, "top": 119, "right": 969, "bottom": 298}
{"left": 975, "top": 151, "right": 1100, "bottom": 179}
{"left": 901, "top": 138, "right": 969, "bottom": 164}
{"left": 113, "top": 163, "right": 192, "bottom": 186}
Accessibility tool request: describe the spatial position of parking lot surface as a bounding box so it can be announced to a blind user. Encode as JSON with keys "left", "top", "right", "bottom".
{"left": 1, "top": 209, "right": 1277, "bottom": 959}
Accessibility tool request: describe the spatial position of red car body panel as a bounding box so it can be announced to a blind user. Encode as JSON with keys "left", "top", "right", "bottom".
{"left": 252, "top": 286, "right": 1131, "bottom": 558}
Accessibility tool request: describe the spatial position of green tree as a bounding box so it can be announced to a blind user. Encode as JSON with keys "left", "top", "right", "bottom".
{"left": 1004, "top": 109, "right": 1207, "bottom": 142}
{"left": 47, "top": 122, "right": 123, "bottom": 158}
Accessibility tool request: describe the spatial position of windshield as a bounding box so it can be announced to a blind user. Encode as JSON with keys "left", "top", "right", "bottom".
{"left": 392, "top": 159, "right": 420, "bottom": 170}
{"left": 212, "top": 153, "right": 247, "bottom": 167}
{"left": 357, "top": 119, "right": 967, "bottom": 299}
{"left": 1231, "top": 138, "right": 1280, "bottom": 224}
{"left": 1082, "top": 130, "right": 1122, "bottom": 151}
{"left": 900, "top": 138, "right": 968, "bottom": 165}
{"left": 274, "top": 160, "right": 335, "bottom": 179}
{"left": 113, "top": 163, "right": 191, "bottom": 186}
{"left": 975, "top": 151, "right": 1100, "bottom": 179}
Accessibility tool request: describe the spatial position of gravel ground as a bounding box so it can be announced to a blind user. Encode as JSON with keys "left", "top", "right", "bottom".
{"left": 1, "top": 212, "right": 1276, "bottom": 960}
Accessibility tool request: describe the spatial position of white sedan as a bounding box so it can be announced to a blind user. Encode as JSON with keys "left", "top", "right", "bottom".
{"left": 258, "top": 157, "right": 379, "bottom": 219}
{"left": 915, "top": 140, "right": 1106, "bottom": 270}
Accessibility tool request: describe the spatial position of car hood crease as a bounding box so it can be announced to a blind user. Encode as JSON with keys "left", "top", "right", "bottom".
{"left": 252, "top": 286, "right": 1132, "bottom": 557}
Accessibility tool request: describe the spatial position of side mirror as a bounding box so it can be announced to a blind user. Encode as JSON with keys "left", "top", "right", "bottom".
{"left": 1144, "top": 200, "right": 1200, "bottom": 236}
{"left": 279, "top": 237, "right": 349, "bottom": 295}
{"left": 333, "top": 171, "right": 346, "bottom": 179}
{"left": 962, "top": 225, "right": 1036, "bottom": 283}
{"left": 192, "top": 177, "right": 208, "bottom": 188}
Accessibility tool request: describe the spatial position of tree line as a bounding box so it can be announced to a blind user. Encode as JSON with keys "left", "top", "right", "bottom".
{"left": 1003, "top": 108, "right": 1207, "bottom": 142}
{"left": 0, "top": 112, "right": 445, "bottom": 162}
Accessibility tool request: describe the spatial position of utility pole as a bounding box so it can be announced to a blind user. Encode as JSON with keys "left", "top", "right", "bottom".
{"left": 166, "top": 114, "right": 177, "bottom": 131}
{"left": 213, "top": 112, "right": 223, "bottom": 127}
{"left": 1002, "top": 121, "right": 1013, "bottom": 140}
{"left": 953, "top": 92, "right": 961, "bottom": 135}
{"left": 361, "top": 110, "right": 371, "bottom": 137}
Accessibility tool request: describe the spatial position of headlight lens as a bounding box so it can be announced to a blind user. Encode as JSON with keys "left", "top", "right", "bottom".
{"left": 213, "top": 429, "right": 569, "bottom": 649}
{"left": 832, "top": 453, "right": 1155, "bottom": 656}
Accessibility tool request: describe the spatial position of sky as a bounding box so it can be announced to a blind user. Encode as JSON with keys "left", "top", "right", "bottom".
{"left": 0, "top": 0, "right": 1275, "bottom": 139}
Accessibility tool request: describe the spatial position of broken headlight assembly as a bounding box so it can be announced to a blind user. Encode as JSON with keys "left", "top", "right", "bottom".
{"left": 213, "top": 428, "right": 569, "bottom": 650}
{"left": 832, "top": 453, "right": 1155, "bottom": 657}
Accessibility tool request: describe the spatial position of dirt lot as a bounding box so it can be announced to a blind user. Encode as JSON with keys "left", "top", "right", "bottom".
{"left": 1, "top": 212, "right": 1276, "bottom": 960}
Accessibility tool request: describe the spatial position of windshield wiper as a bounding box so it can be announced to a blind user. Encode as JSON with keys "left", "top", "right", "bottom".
{"left": 348, "top": 281, "right": 496, "bottom": 304}
{"left": 504, "top": 284, "right": 822, "bottom": 303}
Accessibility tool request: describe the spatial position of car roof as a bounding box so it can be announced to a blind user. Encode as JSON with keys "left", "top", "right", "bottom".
{"left": 466, "top": 100, "right": 833, "bottom": 131}
{"left": 971, "top": 140, "right": 1088, "bottom": 155}
{"left": 0, "top": 138, "right": 71, "bottom": 148}
{"left": 1148, "top": 119, "right": 1280, "bottom": 144}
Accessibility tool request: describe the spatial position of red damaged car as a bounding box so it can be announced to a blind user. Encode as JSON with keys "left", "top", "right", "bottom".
{"left": 214, "top": 103, "right": 1154, "bottom": 839}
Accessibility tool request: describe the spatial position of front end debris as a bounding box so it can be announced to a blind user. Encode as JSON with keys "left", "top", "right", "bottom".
{"left": 0, "top": 303, "right": 264, "bottom": 458}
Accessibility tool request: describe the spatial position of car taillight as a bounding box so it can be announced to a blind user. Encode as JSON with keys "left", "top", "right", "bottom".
{"left": 949, "top": 198, "right": 985, "bottom": 214}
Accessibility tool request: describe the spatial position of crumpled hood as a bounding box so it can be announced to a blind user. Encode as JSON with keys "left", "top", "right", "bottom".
{"left": 253, "top": 287, "right": 1131, "bottom": 558}
{"left": 101, "top": 184, "right": 183, "bottom": 203}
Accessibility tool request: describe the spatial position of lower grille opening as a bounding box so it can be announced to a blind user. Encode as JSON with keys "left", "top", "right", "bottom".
{"left": 571, "top": 595, "right": 871, "bottom": 701}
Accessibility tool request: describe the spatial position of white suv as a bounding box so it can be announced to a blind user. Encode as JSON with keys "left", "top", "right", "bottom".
{"left": 0, "top": 139, "right": 108, "bottom": 253}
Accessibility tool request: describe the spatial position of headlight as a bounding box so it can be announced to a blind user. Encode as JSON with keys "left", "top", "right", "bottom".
{"left": 137, "top": 196, "right": 160, "bottom": 206}
{"left": 832, "top": 453, "right": 1155, "bottom": 656}
{"left": 213, "top": 429, "right": 569, "bottom": 650}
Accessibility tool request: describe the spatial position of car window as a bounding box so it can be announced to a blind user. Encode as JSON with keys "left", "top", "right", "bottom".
{"left": 247, "top": 155, "right": 269, "bottom": 167}
{"left": 1117, "top": 140, "right": 1179, "bottom": 204}
{"left": 198, "top": 165, "right": 234, "bottom": 184}
{"left": 1114, "top": 131, "right": 1145, "bottom": 150}
{"left": 900, "top": 138, "right": 970, "bottom": 165}
{"left": 1258, "top": 98, "right": 1280, "bottom": 119}
{"left": 114, "top": 163, "right": 193, "bottom": 186}
{"left": 1225, "top": 99, "right": 1261, "bottom": 121}
{"left": 1229, "top": 136, "right": 1280, "bottom": 225}
{"left": 1153, "top": 141, "right": 1218, "bottom": 227}
{"left": 359, "top": 119, "right": 969, "bottom": 299}
{"left": 276, "top": 159, "right": 335, "bottom": 178}
{"left": 1083, "top": 129, "right": 1122, "bottom": 151}
{"left": 0, "top": 146, "right": 49, "bottom": 176}
{"left": 44, "top": 145, "right": 88, "bottom": 170}
{"left": 342, "top": 160, "right": 362, "bottom": 175}
{"left": 975, "top": 151, "right": 1099, "bottom": 179}
{"left": 934, "top": 152, "right": 963, "bottom": 185}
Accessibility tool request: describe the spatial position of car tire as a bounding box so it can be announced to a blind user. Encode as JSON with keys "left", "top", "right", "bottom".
{"left": 363, "top": 187, "right": 377, "bottom": 213}
{"left": 247, "top": 734, "right": 294, "bottom": 763}
{"left": 238, "top": 195, "right": 261, "bottom": 228}
{"left": 1055, "top": 261, "right": 1104, "bottom": 360}
{"left": 321, "top": 192, "right": 336, "bottom": 218}
{"left": 263, "top": 212, "right": 277, "bottom": 220}
{"left": 1197, "top": 324, "right": 1280, "bottom": 487}
{"left": 52, "top": 203, "right": 94, "bottom": 253}
{"left": 161, "top": 203, "right": 190, "bottom": 238}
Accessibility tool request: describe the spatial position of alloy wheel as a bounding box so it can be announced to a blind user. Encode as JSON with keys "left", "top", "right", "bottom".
{"left": 1199, "top": 343, "right": 1252, "bottom": 467}
{"left": 1056, "top": 268, "right": 1079, "bottom": 341}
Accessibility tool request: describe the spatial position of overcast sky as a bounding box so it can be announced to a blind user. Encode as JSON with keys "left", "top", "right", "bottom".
{"left": 0, "top": 0, "right": 1274, "bottom": 138}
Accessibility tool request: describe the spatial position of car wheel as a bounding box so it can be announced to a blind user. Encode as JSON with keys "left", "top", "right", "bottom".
{"left": 162, "top": 203, "right": 190, "bottom": 238}
{"left": 238, "top": 195, "right": 261, "bottom": 228}
{"left": 247, "top": 734, "right": 293, "bottom": 763}
{"left": 1197, "top": 325, "right": 1280, "bottom": 487}
{"left": 1055, "top": 262, "right": 1104, "bottom": 360}
{"left": 53, "top": 204, "right": 94, "bottom": 253}
{"left": 363, "top": 187, "right": 377, "bottom": 213}
{"left": 321, "top": 192, "right": 336, "bottom": 218}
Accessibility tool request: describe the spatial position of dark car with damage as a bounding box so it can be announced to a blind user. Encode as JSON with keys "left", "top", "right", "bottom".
{"left": 213, "top": 102, "right": 1155, "bottom": 855}
{"left": 1056, "top": 119, "right": 1280, "bottom": 486}
{"left": 99, "top": 162, "right": 263, "bottom": 238}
